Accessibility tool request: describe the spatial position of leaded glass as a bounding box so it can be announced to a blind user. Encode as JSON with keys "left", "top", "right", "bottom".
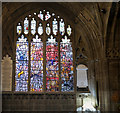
{"left": 17, "top": 23, "right": 22, "bottom": 35}
{"left": 38, "top": 23, "right": 43, "bottom": 35}
{"left": 46, "top": 23, "right": 51, "bottom": 35}
{"left": 16, "top": 10, "right": 74, "bottom": 92}
{"left": 60, "top": 36, "right": 73, "bottom": 91}
{"left": 38, "top": 11, "right": 44, "bottom": 21}
{"left": 52, "top": 18, "right": 58, "bottom": 35}
{"left": 46, "top": 71, "right": 59, "bottom": 92}
{"left": 30, "top": 35, "right": 43, "bottom": 91}
{"left": 60, "top": 19, "right": 65, "bottom": 36}
{"left": 15, "top": 35, "right": 28, "bottom": 91}
{"left": 31, "top": 18, "right": 36, "bottom": 35}
{"left": 24, "top": 17, "right": 29, "bottom": 34}
{"left": 46, "top": 35, "right": 59, "bottom": 91}
{"left": 45, "top": 11, "right": 51, "bottom": 21}
{"left": 67, "top": 25, "right": 72, "bottom": 36}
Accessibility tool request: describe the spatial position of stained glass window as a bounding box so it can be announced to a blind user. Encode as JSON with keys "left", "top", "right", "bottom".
{"left": 52, "top": 18, "right": 58, "bottom": 35}
{"left": 16, "top": 10, "right": 73, "bottom": 92}
{"left": 17, "top": 23, "right": 22, "bottom": 35}
{"left": 46, "top": 35, "right": 59, "bottom": 91}
{"left": 45, "top": 11, "right": 51, "bottom": 21}
{"left": 30, "top": 35, "right": 43, "bottom": 91}
{"left": 15, "top": 35, "right": 29, "bottom": 91}
{"left": 46, "top": 23, "right": 51, "bottom": 35}
{"left": 60, "top": 19, "right": 65, "bottom": 36}
{"left": 60, "top": 36, "right": 74, "bottom": 91}
{"left": 24, "top": 17, "right": 29, "bottom": 34}
{"left": 38, "top": 11, "right": 44, "bottom": 21}
{"left": 38, "top": 23, "right": 43, "bottom": 35}
{"left": 31, "top": 18, "right": 36, "bottom": 35}
{"left": 67, "top": 25, "right": 72, "bottom": 36}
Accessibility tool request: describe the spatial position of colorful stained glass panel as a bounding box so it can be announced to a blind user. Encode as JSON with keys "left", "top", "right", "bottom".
{"left": 46, "top": 71, "right": 59, "bottom": 92}
{"left": 15, "top": 35, "right": 28, "bottom": 91}
{"left": 46, "top": 35, "right": 59, "bottom": 91}
{"left": 30, "top": 71, "right": 43, "bottom": 91}
{"left": 46, "top": 60, "right": 58, "bottom": 70}
{"left": 60, "top": 36, "right": 73, "bottom": 92}
{"left": 30, "top": 35, "right": 43, "bottom": 91}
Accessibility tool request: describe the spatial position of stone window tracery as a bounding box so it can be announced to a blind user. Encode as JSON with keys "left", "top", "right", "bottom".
{"left": 15, "top": 10, "right": 74, "bottom": 92}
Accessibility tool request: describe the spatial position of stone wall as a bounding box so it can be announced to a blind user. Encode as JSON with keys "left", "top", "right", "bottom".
{"left": 2, "top": 92, "right": 76, "bottom": 111}
{"left": 1, "top": 55, "right": 12, "bottom": 91}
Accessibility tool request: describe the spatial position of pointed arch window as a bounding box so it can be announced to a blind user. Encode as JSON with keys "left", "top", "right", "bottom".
{"left": 15, "top": 10, "right": 74, "bottom": 92}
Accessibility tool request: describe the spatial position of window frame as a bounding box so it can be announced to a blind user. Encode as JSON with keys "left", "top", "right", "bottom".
{"left": 13, "top": 9, "right": 76, "bottom": 93}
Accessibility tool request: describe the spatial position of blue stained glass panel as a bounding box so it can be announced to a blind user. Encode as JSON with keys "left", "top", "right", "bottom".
{"left": 46, "top": 60, "right": 58, "bottom": 70}
{"left": 15, "top": 35, "right": 28, "bottom": 91}
{"left": 30, "top": 71, "right": 43, "bottom": 91}
{"left": 31, "top": 61, "right": 43, "bottom": 70}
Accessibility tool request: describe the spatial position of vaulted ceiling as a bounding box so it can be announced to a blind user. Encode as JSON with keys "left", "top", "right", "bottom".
{"left": 2, "top": 2, "right": 119, "bottom": 64}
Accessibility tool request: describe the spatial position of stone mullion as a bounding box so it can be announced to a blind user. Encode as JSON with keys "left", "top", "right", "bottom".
{"left": 72, "top": 24, "right": 76, "bottom": 93}
{"left": 28, "top": 18, "right": 31, "bottom": 92}
{"left": 58, "top": 34, "right": 61, "bottom": 92}
{"left": 43, "top": 22, "right": 46, "bottom": 92}
{"left": 57, "top": 17, "right": 62, "bottom": 92}
{"left": 13, "top": 23, "right": 16, "bottom": 91}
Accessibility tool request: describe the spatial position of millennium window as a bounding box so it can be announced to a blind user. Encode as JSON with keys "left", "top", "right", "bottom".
{"left": 15, "top": 10, "right": 74, "bottom": 92}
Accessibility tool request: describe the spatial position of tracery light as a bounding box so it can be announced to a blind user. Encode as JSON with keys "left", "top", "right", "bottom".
{"left": 67, "top": 25, "right": 72, "bottom": 36}
{"left": 24, "top": 17, "right": 29, "bottom": 34}
{"left": 46, "top": 23, "right": 51, "bottom": 35}
{"left": 60, "top": 19, "right": 65, "bottom": 36}
{"left": 45, "top": 11, "right": 51, "bottom": 21}
{"left": 38, "top": 23, "right": 43, "bottom": 35}
{"left": 38, "top": 11, "right": 44, "bottom": 21}
{"left": 17, "top": 23, "right": 22, "bottom": 35}
{"left": 52, "top": 18, "right": 58, "bottom": 35}
{"left": 16, "top": 10, "right": 73, "bottom": 92}
{"left": 31, "top": 18, "right": 36, "bottom": 35}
